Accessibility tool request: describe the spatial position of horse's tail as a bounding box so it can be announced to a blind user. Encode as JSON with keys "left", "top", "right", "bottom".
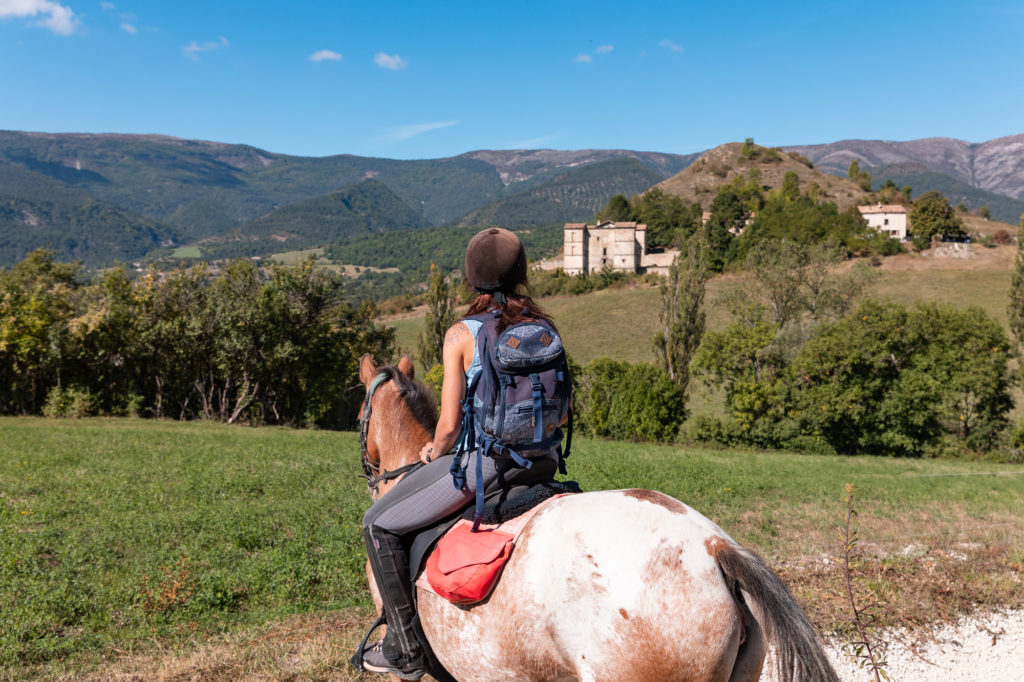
{"left": 710, "top": 538, "right": 838, "bottom": 682}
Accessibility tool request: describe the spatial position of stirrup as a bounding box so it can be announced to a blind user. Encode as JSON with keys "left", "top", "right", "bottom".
{"left": 349, "top": 612, "right": 386, "bottom": 673}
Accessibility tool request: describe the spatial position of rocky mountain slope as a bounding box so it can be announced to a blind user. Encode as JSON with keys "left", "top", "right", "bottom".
{"left": 785, "top": 134, "right": 1024, "bottom": 199}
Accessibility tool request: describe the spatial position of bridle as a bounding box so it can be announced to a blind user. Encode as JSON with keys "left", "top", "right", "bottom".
{"left": 358, "top": 371, "right": 422, "bottom": 495}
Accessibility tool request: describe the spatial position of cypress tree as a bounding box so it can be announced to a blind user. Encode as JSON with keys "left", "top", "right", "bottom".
{"left": 1008, "top": 216, "right": 1024, "bottom": 352}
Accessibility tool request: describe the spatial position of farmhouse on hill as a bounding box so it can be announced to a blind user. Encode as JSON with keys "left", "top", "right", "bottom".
{"left": 858, "top": 203, "right": 908, "bottom": 240}
{"left": 563, "top": 221, "right": 676, "bottom": 275}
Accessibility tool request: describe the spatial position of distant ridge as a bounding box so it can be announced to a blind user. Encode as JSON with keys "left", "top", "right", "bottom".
{"left": 785, "top": 134, "right": 1024, "bottom": 200}
{"left": 458, "top": 157, "right": 665, "bottom": 227}
{"left": 4, "top": 129, "right": 1024, "bottom": 269}
{"left": 868, "top": 163, "right": 1024, "bottom": 225}
{"left": 0, "top": 130, "right": 698, "bottom": 229}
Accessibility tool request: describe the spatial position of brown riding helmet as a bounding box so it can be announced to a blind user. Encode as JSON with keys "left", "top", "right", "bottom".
{"left": 464, "top": 228, "right": 527, "bottom": 295}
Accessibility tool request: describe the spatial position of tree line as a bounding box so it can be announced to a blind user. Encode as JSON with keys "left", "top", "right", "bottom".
{"left": 0, "top": 250, "right": 394, "bottom": 426}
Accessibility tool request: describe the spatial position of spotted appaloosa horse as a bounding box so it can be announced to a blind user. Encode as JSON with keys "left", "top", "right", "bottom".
{"left": 358, "top": 355, "right": 837, "bottom": 682}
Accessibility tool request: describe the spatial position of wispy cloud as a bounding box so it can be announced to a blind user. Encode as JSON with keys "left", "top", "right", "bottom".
{"left": 0, "top": 0, "right": 78, "bottom": 35}
{"left": 380, "top": 120, "right": 459, "bottom": 145}
{"left": 183, "top": 36, "right": 229, "bottom": 61}
{"left": 574, "top": 43, "right": 614, "bottom": 64}
{"left": 659, "top": 38, "right": 684, "bottom": 53}
{"left": 100, "top": 2, "right": 145, "bottom": 35}
{"left": 309, "top": 49, "right": 342, "bottom": 62}
{"left": 374, "top": 52, "right": 407, "bottom": 70}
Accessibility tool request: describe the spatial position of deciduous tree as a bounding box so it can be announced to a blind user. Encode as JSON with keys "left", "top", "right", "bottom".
{"left": 653, "top": 237, "right": 710, "bottom": 392}
{"left": 909, "top": 191, "right": 965, "bottom": 249}
{"left": 417, "top": 263, "right": 459, "bottom": 370}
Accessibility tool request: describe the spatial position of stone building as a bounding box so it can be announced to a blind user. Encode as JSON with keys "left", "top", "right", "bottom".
{"left": 563, "top": 221, "right": 648, "bottom": 275}
{"left": 857, "top": 204, "right": 909, "bottom": 240}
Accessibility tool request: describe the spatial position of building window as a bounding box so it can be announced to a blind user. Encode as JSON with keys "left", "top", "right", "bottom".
{"left": 884, "top": 218, "right": 889, "bottom": 226}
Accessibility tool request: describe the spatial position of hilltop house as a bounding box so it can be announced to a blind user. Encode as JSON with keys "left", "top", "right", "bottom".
{"left": 858, "top": 204, "right": 908, "bottom": 240}
{"left": 563, "top": 221, "right": 677, "bottom": 275}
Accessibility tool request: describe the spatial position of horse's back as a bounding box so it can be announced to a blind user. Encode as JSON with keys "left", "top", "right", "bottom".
{"left": 419, "top": 489, "right": 745, "bottom": 681}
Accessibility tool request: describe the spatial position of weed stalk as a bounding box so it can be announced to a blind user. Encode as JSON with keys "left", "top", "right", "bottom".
{"left": 840, "top": 483, "right": 889, "bottom": 682}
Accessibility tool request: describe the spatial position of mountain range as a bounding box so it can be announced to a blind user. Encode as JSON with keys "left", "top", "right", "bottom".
{"left": 2, "top": 130, "right": 1024, "bottom": 268}
{"left": 785, "top": 135, "right": 1024, "bottom": 201}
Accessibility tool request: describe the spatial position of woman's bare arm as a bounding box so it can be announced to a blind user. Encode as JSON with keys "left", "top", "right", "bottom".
{"left": 418, "top": 322, "right": 473, "bottom": 463}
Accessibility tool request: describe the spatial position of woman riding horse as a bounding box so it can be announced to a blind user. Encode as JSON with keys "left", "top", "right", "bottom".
{"left": 361, "top": 228, "right": 563, "bottom": 679}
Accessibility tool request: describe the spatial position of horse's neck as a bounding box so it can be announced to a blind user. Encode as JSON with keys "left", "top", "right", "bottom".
{"left": 380, "top": 394, "right": 432, "bottom": 472}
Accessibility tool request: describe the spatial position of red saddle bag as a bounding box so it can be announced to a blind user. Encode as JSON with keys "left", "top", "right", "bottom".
{"left": 424, "top": 520, "right": 515, "bottom": 605}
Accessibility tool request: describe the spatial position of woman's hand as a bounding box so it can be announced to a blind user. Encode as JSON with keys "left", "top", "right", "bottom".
{"left": 419, "top": 442, "right": 435, "bottom": 464}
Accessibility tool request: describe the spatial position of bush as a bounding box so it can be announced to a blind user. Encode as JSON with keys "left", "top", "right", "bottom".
{"left": 43, "top": 386, "right": 99, "bottom": 418}
{"left": 575, "top": 359, "right": 686, "bottom": 442}
{"left": 682, "top": 415, "right": 744, "bottom": 446}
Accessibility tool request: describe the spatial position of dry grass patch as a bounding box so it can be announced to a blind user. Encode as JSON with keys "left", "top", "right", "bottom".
{"left": 751, "top": 500, "right": 1024, "bottom": 637}
{"left": 21, "top": 612, "right": 382, "bottom": 682}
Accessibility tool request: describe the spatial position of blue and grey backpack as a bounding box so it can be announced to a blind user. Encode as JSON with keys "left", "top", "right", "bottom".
{"left": 451, "top": 310, "right": 573, "bottom": 528}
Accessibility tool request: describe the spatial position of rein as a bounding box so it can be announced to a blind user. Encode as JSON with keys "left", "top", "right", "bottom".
{"left": 358, "top": 371, "right": 422, "bottom": 494}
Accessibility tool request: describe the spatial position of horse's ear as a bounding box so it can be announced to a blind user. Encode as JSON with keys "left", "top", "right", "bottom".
{"left": 397, "top": 355, "right": 415, "bottom": 380}
{"left": 359, "top": 354, "right": 377, "bottom": 386}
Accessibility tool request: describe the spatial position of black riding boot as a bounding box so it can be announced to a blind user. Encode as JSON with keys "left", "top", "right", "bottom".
{"left": 362, "top": 525, "right": 428, "bottom": 680}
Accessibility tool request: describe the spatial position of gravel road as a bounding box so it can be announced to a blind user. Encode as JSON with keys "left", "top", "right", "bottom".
{"left": 762, "top": 608, "right": 1024, "bottom": 681}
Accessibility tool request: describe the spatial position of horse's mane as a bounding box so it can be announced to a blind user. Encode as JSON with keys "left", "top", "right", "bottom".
{"left": 377, "top": 365, "right": 438, "bottom": 433}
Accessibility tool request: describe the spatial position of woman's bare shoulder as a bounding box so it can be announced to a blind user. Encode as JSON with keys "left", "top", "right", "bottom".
{"left": 444, "top": 321, "right": 472, "bottom": 347}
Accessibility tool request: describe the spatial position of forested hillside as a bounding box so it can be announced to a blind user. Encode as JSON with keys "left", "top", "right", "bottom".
{"left": 197, "top": 179, "right": 431, "bottom": 259}
{"left": 326, "top": 223, "right": 564, "bottom": 302}
{"left": 0, "top": 131, "right": 695, "bottom": 229}
{"left": 457, "top": 158, "right": 663, "bottom": 227}
{"left": 0, "top": 161, "right": 171, "bottom": 266}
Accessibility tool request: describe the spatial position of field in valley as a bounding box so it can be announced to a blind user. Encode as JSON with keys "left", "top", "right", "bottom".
{"left": 2, "top": 417, "right": 1022, "bottom": 680}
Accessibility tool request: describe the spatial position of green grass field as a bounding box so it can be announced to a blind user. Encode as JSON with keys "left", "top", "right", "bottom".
{"left": 2, "top": 417, "right": 1022, "bottom": 679}
{"left": 169, "top": 246, "right": 201, "bottom": 259}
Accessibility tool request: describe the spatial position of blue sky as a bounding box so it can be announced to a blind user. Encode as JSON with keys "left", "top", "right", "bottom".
{"left": 1, "top": 1, "right": 1022, "bottom": 160}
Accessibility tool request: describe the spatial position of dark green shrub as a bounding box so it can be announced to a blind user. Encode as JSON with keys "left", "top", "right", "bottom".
{"left": 575, "top": 358, "right": 686, "bottom": 442}
{"left": 683, "top": 415, "right": 744, "bottom": 446}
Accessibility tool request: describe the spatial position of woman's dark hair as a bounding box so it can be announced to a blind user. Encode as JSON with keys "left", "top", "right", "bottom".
{"left": 464, "top": 289, "right": 553, "bottom": 334}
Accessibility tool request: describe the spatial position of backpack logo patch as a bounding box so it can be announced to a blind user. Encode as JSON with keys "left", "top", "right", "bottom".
{"left": 539, "top": 333, "right": 552, "bottom": 347}
{"left": 506, "top": 337, "right": 521, "bottom": 349}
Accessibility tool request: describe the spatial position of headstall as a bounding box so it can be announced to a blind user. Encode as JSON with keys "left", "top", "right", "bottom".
{"left": 358, "top": 371, "right": 421, "bottom": 494}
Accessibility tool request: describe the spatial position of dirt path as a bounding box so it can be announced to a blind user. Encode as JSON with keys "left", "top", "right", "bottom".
{"left": 764, "top": 608, "right": 1024, "bottom": 681}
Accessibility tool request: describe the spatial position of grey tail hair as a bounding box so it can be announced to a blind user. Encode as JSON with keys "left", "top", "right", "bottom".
{"left": 712, "top": 539, "right": 839, "bottom": 682}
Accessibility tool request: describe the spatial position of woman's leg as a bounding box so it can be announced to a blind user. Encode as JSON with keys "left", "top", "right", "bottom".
{"left": 361, "top": 449, "right": 561, "bottom": 676}
{"left": 361, "top": 451, "right": 504, "bottom": 677}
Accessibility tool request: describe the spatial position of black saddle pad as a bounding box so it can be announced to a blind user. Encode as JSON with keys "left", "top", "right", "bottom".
{"left": 407, "top": 466, "right": 581, "bottom": 586}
